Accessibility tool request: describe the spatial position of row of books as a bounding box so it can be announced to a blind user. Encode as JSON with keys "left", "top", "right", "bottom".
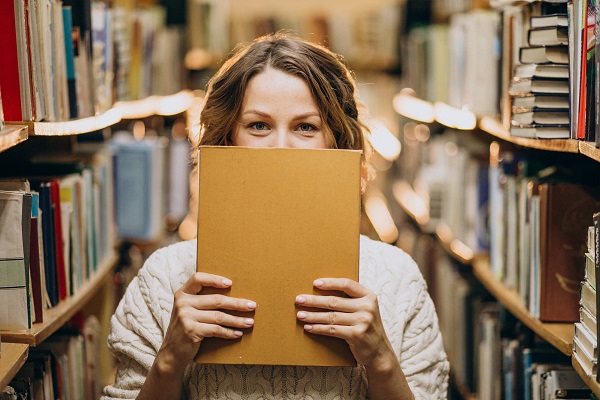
{"left": 1, "top": 315, "right": 104, "bottom": 400}
{"left": 401, "top": 0, "right": 600, "bottom": 146}
{"left": 187, "top": 0, "right": 403, "bottom": 71}
{"left": 573, "top": 213, "right": 600, "bottom": 381}
{"left": 399, "top": 224, "right": 593, "bottom": 398}
{"left": 0, "top": 148, "right": 114, "bottom": 331}
{"left": 399, "top": 127, "right": 600, "bottom": 323}
{"left": 0, "top": 1, "right": 185, "bottom": 123}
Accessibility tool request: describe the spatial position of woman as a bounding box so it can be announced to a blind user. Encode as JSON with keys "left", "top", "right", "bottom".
{"left": 103, "top": 32, "right": 449, "bottom": 400}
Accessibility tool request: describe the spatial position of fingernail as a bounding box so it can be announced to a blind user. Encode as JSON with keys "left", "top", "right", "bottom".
{"left": 234, "top": 330, "right": 243, "bottom": 337}
{"left": 246, "top": 301, "right": 257, "bottom": 309}
{"left": 222, "top": 278, "right": 233, "bottom": 286}
{"left": 313, "top": 279, "right": 323, "bottom": 287}
{"left": 304, "top": 325, "right": 313, "bottom": 331}
{"left": 244, "top": 318, "right": 254, "bottom": 325}
{"left": 297, "top": 311, "right": 307, "bottom": 319}
{"left": 296, "top": 295, "right": 306, "bottom": 304}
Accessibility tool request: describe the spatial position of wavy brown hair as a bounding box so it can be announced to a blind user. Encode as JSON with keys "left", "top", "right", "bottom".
{"left": 197, "top": 32, "right": 369, "bottom": 159}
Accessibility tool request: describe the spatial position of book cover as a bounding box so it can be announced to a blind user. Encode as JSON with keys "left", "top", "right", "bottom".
{"left": 528, "top": 26, "right": 568, "bottom": 46}
{"left": 30, "top": 192, "right": 43, "bottom": 323}
{"left": 0, "top": 190, "right": 32, "bottom": 331}
{"left": 0, "top": 0, "right": 25, "bottom": 121}
{"left": 530, "top": 13, "right": 568, "bottom": 29}
{"left": 538, "top": 182, "right": 600, "bottom": 322}
{"left": 512, "top": 109, "right": 570, "bottom": 125}
{"left": 514, "top": 63, "right": 569, "bottom": 79}
{"left": 195, "top": 147, "right": 361, "bottom": 366}
{"left": 512, "top": 95, "right": 569, "bottom": 112}
{"left": 510, "top": 124, "right": 570, "bottom": 139}
{"left": 509, "top": 77, "right": 570, "bottom": 95}
{"left": 62, "top": 6, "right": 78, "bottom": 119}
{"left": 520, "top": 45, "right": 569, "bottom": 64}
{"left": 594, "top": 212, "right": 600, "bottom": 383}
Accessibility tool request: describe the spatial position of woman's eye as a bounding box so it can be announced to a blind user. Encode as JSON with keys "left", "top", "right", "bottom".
{"left": 297, "top": 123, "right": 316, "bottom": 132}
{"left": 249, "top": 122, "right": 269, "bottom": 131}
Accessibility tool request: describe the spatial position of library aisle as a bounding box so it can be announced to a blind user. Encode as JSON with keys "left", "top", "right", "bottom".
{"left": 1, "top": 0, "right": 600, "bottom": 399}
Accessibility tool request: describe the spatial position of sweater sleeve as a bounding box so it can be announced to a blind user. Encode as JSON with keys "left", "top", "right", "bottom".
{"left": 101, "top": 242, "right": 193, "bottom": 400}
{"left": 401, "top": 274, "right": 450, "bottom": 399}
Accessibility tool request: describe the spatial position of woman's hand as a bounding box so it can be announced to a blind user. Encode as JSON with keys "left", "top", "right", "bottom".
{"left": 157, "top": 272, "right": 256, "bottom": 375}
{"left": 295, "top": 278, "right": 394, "bottom": 370}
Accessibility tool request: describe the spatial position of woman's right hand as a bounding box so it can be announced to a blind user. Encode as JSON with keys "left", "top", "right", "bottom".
{"left": 156, "top": 272, "right": 256, "bottom": 375}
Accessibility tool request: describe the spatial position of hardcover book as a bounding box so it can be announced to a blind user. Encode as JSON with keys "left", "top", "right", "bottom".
{"left": 538, "top": 183, "right": 600, "bottom": 322}
{"left": 195, "top": 146, "right": 361, "bottom": 366}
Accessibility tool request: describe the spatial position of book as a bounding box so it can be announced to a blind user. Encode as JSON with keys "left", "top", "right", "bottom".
{"left": 510, "top": 124, "right": 570, "bottom": 139}
{"left": 509, "top": 78, "right": 570, "bottom": 95}
{"left": 0, "top": 190, "right": 32, "bottom": 331}
{"left": 195, "top": 147, "right": 361, "bottom": 366}
{"left": 0, "top": 0, "right": 25, "bottom": 121}
{"left": 520, "top": 45, "right": 569, "bottom": 64}
{"left": 538, "top": 182, "right": 600, "bottom": 322}
{"left": 512, "top": 95, "right": 570, "bottom": 111}
{"left": 594, "top": 212, "right": 600, "bottom": 383}
{"left": 530, "top": 13, "right": 568, "bottom": 28}
{"left": 575, "top": 322, "right": 598, "bottom": 359}
{"left": 110, "top": 135, "right": 167, "bottom": 241}
{"left": 514, "top": 63, "right": 570, "bottom": 79}
{"left": 512, "top": 109, "right": 570, "bottom": 125}
{"left": 62, "top": 6, "right": 78, "bottom": 119}
{"left": 528, "top": 26, "right": 568, "bottom": 46}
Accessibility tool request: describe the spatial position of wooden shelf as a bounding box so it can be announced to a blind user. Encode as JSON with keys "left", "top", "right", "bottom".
{"left": 0, "top": 125, "right": 28, "bottom": 153}
{"left": 114, "top": 90, "right": 195, "bottom": 119}
{"left": 572, "top": 353, "right": 600, "bottom": 397}
{"left": 479, "top": 117, "right": 580, "bottom": 153}
{"left": 6, "top": 108, "right": 121, "bottom": 136}
{"left": 472, "top": 257, "right": 574, "bottom": 355}
{"left": 0, "top": 342, "right": 28, "bottom": 389}
{"left": 579, "top": 141, "right": 600, "bottom": 163}
{"left": 1, "top": 252, "right": 119, "bottom": 346}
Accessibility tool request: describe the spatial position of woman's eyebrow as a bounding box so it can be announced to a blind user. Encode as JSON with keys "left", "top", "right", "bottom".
{"left": 291, "top": 112, "right": 321, "bottom": 120}
{"left": 241, "top": 109, "right": 271, "bottom": 117}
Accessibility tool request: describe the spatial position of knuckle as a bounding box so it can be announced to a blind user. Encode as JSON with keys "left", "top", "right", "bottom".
{"left": 213, "top": 295, "right": 225, "bottom": 308}
{"left": 327, "top": 296, "right": 338, "bottom": 308}
{"left": 342, "top": 278, "right": 353, "bottom": 290}
{"left": 214, "top": 311, "right": 224, "bottom": 324}
{"left": 328, "top": 312, "right": 337, "bottom": 325}
{"left": 328, "top": 326, "right": 337, "bottom": 336}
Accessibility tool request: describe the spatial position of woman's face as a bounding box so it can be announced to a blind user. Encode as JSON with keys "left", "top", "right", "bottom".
{"left": 233, "top": 68, "right": 329, "bottom": 149}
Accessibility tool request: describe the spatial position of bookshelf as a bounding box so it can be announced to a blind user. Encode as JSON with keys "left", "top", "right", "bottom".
{"left": 0, "top": 125, "right": 28, "bottom": 153}
{"left": 393, "top": 177, "right": 574, "bottom": 355}
{"left": 1, "top": 252, "right": 119, "bottom": 346}
{"left": 0, "top": 343, "right": 28, "bottom": 390}
{"left": 471, "top": 257, "right": 574, "bottom": 355}
{"left": 114, "top": 89, "right": 195, "bottom": 119}
{"left": 6, "top": 109, "right": 122, "bottom": 136}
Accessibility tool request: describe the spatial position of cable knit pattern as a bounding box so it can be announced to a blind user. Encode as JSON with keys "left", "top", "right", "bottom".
{"left": 102, "top": 236, "right": 449, "bottom": 399}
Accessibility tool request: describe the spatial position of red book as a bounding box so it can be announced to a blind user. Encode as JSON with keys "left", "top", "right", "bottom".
{"left": 0, "top": 0, "right": 24, "bottom": 121}
{"left": 49, "top": 179, "right": 68, "bottom": 301}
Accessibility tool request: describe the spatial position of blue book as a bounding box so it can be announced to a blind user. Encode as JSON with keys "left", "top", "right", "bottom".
{"left": 62, "top": 6, "right": 78, "bottom": 119}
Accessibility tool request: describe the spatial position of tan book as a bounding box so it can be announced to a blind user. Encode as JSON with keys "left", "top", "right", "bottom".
{"left": 195, "top": 146, "right": 361, "bottom": 366}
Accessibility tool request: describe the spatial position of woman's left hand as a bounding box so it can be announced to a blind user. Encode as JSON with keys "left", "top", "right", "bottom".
{"left": 295, "top": 278, "right": 395, "bottom": 369}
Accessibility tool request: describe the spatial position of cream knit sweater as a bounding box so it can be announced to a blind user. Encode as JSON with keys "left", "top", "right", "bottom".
{"left": 102, "top": 236, "right": 449, "bottom": 399}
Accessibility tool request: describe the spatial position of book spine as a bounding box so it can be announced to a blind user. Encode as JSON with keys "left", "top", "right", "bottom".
{"left": 595, "top": 212, "right": 600, "bottom": 382}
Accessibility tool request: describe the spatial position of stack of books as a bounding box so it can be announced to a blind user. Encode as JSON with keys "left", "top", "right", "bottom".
{"left": 573, "top": 213, "right": 599, "bottom": 380}
{"left": 509, "top": 6, "right": 570, "bottom": 139}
